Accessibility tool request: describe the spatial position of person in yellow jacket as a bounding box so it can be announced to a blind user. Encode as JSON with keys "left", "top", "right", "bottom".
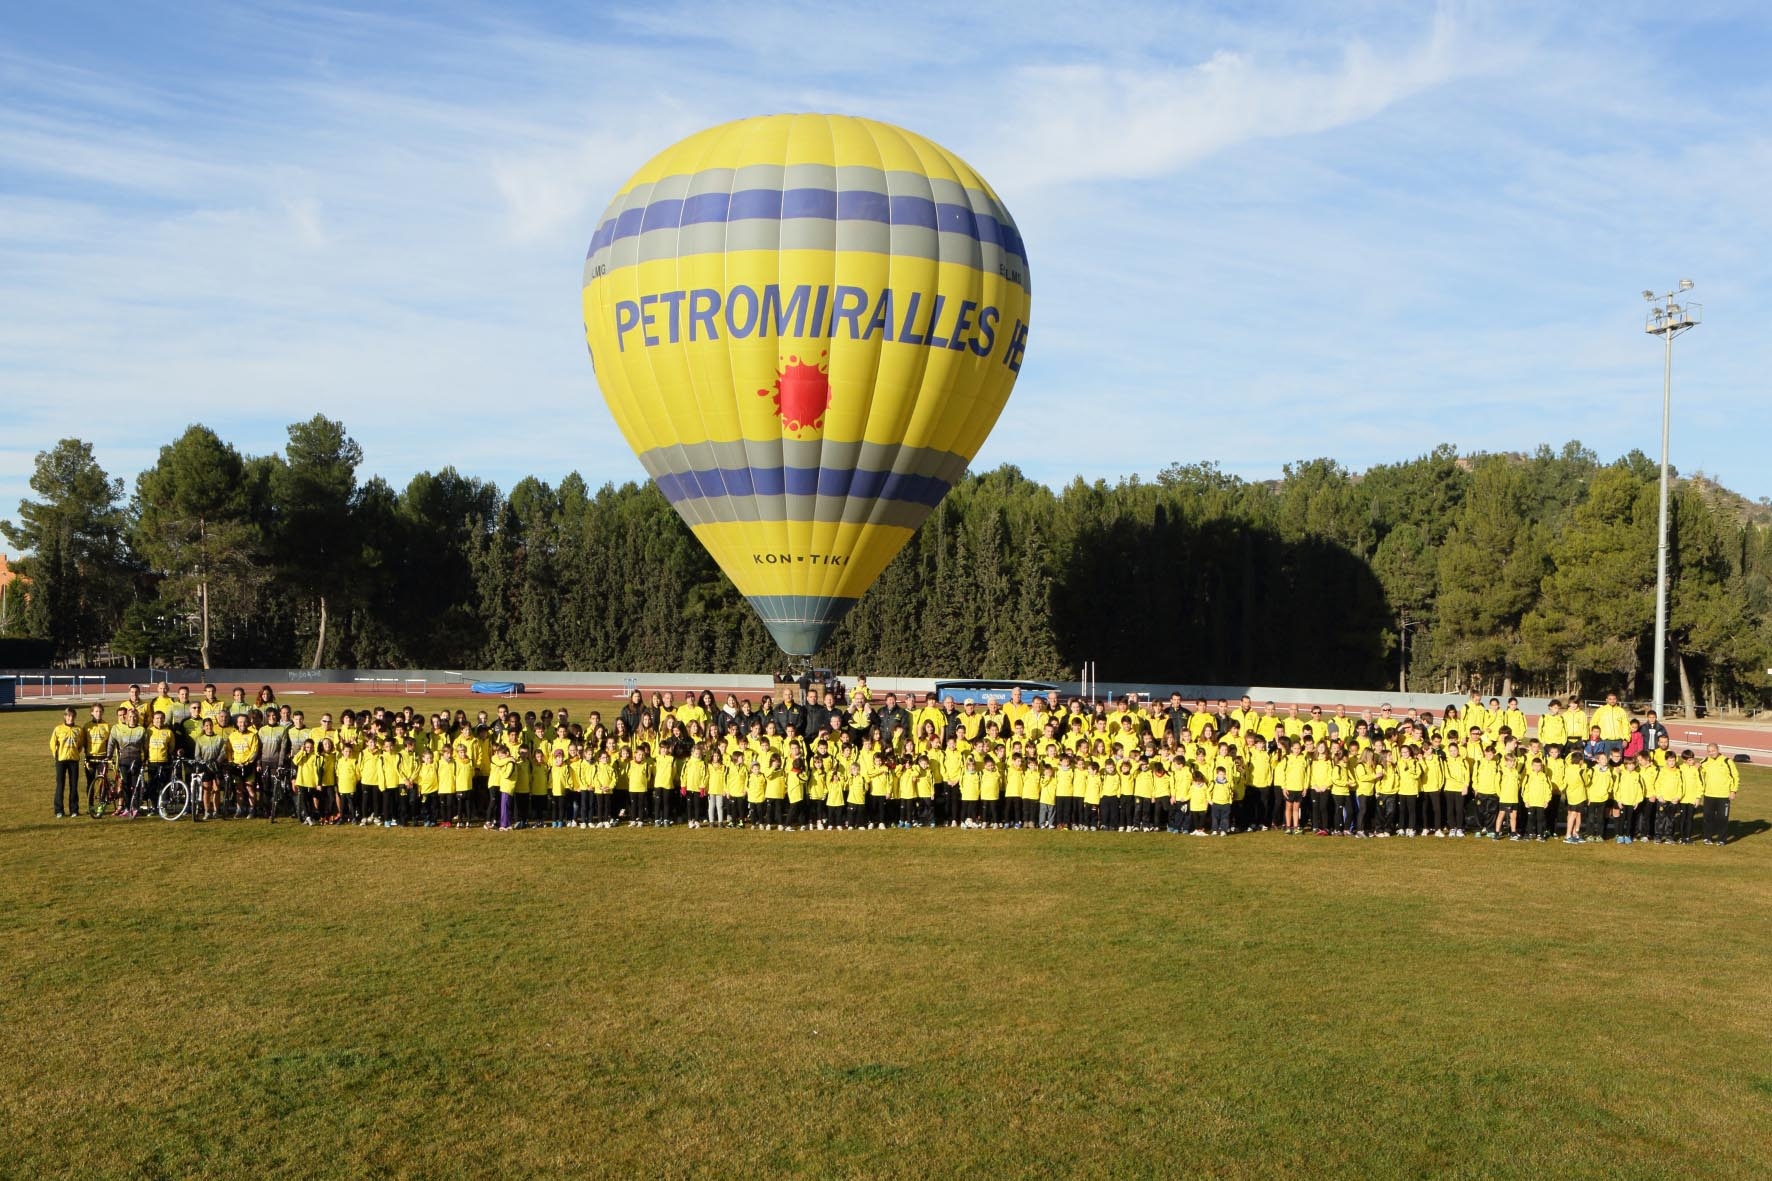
{"left": 1441, "top": 741, "right": 1471, "bottom": 836}
{"left": 1583, "top": 751, "right": 1613, "bottom": 840}
{"left": 1521, "top": 758, "right": 1553, "bottom": 841}
{"left": 542, "top": 749, "right": 569, "bottom": 828}
{"left": 819, "top": 757, "right": 846, "bottom": 828}
{"left": 293, "top": 739, "right": 323, "bottom": 825}
{"left": 681, "top": 746, "right": 709, "bottom": 829}
{"left": 1591, "top": 692, "right": 1631, "bottom": 753}
{"left": 392, "top": 739, "right": 419, "bottom": 828}
{"left": 1613, "top": 754, "right": 1650, "bottom": 843}
{"left": 1457, "top": 691, "right": 1485, "bottom": 735}
{"left": 591, "top": 750, "right": 618, "bottom": 827}
{"left": 487, "top": 744, "right": 517, "bottom": 830}
{"left": 1492, "top": 754, "right": 1522, "bottom": 840}
{"left": 1207, "top": 766, "right": 1235, "bottom": 836}
{"left": 50, "top": 707, "right": 83, "bottom": 819}
{"left": 1278, "top": 741, "right": 1309, "bottom": 834}
{"left": 1560, "top": 751, "right": 1589, "bottom": 844}
{"left": 1185, "top": 767, "right": 1211, "bottom": 835}
{"left": 842, "top": 759, "right": 867, "bottom": 827}
{"left": 79, "top": 702, "right": 112, "bottom": 817}
{"left": 1562, "top": 699, "right": 1589, "bottom": 752}
{"left": 336, "top": 742, "right": 360, "bottom": 825}
{"left": 1537, "top": 700, "right": 1568, "bottom": 752}
{"left": 623, "top": 742, "right": 652, "bottom": 826}
{"left": 430, "top": 746, "right": 454, "bottom": 829}
{"left": 1699, "top": 744, "right": 1739, "bottom": 845}
{"left": 980, "top": 754, "right": 1004, "bottom": 828}
{"left": 1650, "top": 756, "right": 1683, "bottom": 844}
{"left": 1396, "top": 748, "right": 1424, "bottom": 837}
{"left": 449, "top": 741, "right": 475, "bottom": 825}
{"left": 407, "top": 749, "right": 435, "bottom": 826}
{"left": 1243, "top": 735, "right": 1275, "bottom": 832}
{"left": 1673, "top": 750, "right": 1704, "bottom": 845}
{"left": 1307, "top": 744, "right": 1337, "bottom": 835}
{"left": 758, "top": 753, "right": 788, "bottom": 829}
{"left": 1500, "top": 698, "right": 1528, "bottom": 743}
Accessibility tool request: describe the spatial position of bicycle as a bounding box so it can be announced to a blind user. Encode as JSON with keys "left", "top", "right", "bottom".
{"left": 85, "top": 758, "right": 120, "bottom": 818}
{"left": 156, "top": 758, "right": 206, "bottom": 822}
{"left": 114, "top": 762, "right": 154, "bottom": 818}
{"left": 262, "top": 764, "right": 297, "bottom": 823}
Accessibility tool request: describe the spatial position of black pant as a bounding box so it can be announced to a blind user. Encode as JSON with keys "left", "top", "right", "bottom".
{"left": 1401, "top": 795, "right": 1420, "bottom": 832}
{"left": 1445, "top": 790, "right": 1465, "bottom": 831}
{"left": 1254, "top": 786, "right": 1275, "bottom": 828}
{"left": 1702, "top": 796, "right": 1728, "bottom": 842}
{"left": 1526, "top": 805, "right": 1546, "bottom": 838}
{"left": 1310, "top": 790, "right": 1331, "bottom": 831}
{"left": 1674, "top": 802, "right": 1695, "bottom": 841}
{"left": 117, "top": 760, "right": 144, "bottom": 810}
{"left": 54, "top": 761, "right": 79, "bottom": 815}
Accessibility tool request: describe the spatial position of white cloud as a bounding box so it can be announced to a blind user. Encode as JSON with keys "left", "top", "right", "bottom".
{"left": 979, "top": 8, "right": 1500, "bottom": 190}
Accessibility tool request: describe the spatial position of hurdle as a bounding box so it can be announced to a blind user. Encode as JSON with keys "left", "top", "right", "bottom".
{"left": 402, "top": 677, "right": 428, "bottom": 696}
{"left": 352, "top": 676, "right": 399, "bottom": 695}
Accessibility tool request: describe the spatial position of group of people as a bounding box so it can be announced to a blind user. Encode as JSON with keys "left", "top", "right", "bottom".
{"left": 47, "top": 680, "right": 1743, "bottom": 846}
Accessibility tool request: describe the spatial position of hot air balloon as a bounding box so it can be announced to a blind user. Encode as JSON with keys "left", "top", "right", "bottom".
{"left": 581, "top": 114, "right": 1031, "bottom": 656}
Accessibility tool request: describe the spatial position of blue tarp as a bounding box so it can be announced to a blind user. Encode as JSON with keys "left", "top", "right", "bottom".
{"left": 470, "top": 681, "right": 524, "bottom": 695}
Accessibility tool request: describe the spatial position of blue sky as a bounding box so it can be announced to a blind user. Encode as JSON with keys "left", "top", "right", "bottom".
{"left": 3, "top": 0, "right": 1770, "bottom": 530}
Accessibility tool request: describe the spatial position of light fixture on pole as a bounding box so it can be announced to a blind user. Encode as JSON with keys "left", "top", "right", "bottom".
{"left": 1642, "top": 281, "right": 1701, "bottom": 720}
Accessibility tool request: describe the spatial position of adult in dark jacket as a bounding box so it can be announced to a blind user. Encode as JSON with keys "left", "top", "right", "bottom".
{"left": 618, "top": 692, "right": 646, "bottom": 736}
{"left": 804, "top": 692, "right": 835, "bottom": 742}
{"left": 771, "top": 689, "right": 807, "bottom": 738}
{"left": 877, "top": 694, "right": 912, "bottom": 749}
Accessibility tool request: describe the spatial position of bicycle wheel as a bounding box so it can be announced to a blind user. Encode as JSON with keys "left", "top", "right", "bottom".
{"left": 158, "top": 779, "right": 191, "bottom": 821}
{"left": 267, "top": 770, "right": 290, "bottom": 822}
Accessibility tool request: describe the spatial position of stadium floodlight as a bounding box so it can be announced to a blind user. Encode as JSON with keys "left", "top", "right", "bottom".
{"left": 1644, "top": 282, "right": 1702, "bottom": 721}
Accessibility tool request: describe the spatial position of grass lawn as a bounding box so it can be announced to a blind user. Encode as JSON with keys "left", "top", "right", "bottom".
{"left": 2, "top": 693, "right": 1769, "bottom": 1179}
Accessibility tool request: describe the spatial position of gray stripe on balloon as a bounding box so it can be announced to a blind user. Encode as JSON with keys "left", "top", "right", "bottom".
{"left": 655, "top": 493, "right": 938, "bottom": 529}
{"left": 588, "top": 222, "right": 1016, "bottom": 284}
{"left": 612, "top": 165, "right": 1012, "bottom": 219}
{"left": 585, "top": 166, "right": 1024, "bottom": 285}
{"left": 641, "top": 439, "right": 970, "bottom": 482}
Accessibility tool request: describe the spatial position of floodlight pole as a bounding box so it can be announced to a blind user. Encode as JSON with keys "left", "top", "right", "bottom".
{"left": 1643, "top": 282, "right": 1699, "bottom": 720}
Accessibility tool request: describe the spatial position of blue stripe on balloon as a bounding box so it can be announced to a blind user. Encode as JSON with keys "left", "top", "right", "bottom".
{"left": 589, "top": 186, "right": 1028, "bottom": 264}
{"left": 653, "top": 466, "right": 953, "bottom": 508}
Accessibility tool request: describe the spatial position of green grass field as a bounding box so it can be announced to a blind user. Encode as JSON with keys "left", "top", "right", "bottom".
{"left": 3, "top": 693, "right": 1769, "bottom": 1179}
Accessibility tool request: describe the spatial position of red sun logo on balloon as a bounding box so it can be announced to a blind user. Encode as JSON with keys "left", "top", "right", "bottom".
{"left": 759, "top": 351, "right": 831, "bottom": 434}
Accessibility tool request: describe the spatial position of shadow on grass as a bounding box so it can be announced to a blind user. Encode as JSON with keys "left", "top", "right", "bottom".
{"left": 1726, "top": 818, "right": 1769, "bottom": 844}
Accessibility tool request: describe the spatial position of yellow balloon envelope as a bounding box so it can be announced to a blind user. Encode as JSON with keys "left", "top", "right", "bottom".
{"left": 582, "top": 113, "right": 1032, "bottom": 655}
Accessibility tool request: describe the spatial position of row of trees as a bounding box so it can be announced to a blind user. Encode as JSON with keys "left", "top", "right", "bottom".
{"left": 4, "top": 422, "right": 1769, "bottom": 711}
